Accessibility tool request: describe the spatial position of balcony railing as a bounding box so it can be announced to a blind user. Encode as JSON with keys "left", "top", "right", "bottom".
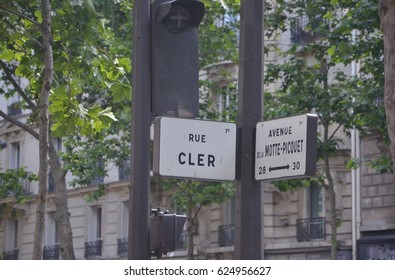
{"left": 118, "top": 159, "right": 130, "bottom": 181}
{"left": 43, "top": 245, "right": 60, "bottom": 260}
{"left": 2, "top": 249, "right": 19, "bottom": 260}
{"left": 290, "top": 15, "right": 329, "bottom": 45}
{"left": 84, "top": 240, "right": 103, "bottom": 258}
{"left": 117, "top": 238, "right": 128, "bottom": 257}
{"left": 296, "top": 217, "right": 326, "bottom": 242}
{"left": 218, "top": 224, "right": 235, "bottom": 247}
{"left": 290, "top": 15, "right": 310, "bottom": 45}
{"left": 5, "top": 177, "right": 33, "bottom": 197}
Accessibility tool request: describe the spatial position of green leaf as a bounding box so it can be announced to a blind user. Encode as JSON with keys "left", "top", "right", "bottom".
{"left": 111, "top": 82, "right": 131, "bottom": 102}
{"left": 98, "top": 107, "right": 118, "bottom": 122}
{"left": 0, "top": 49, "right": 15, "bottom": 61}
{"left": 328, "top": 45, "right": 336, "bottom": 56}
{"left": 117, "top": 57, "right": 131, "bottom": 73}
{"left": 200, "top": 0, "right": 213, "bottom": 8}
{"left": 34, "top": 10, "right": 43, "bottom": 24}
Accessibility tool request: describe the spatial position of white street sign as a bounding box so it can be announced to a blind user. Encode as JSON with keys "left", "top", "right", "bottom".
{"left": 153, "top": 117, "right": 236, "bottom": 181}
{"left": 255, "top": 114, "right": 317, "bottom": 181}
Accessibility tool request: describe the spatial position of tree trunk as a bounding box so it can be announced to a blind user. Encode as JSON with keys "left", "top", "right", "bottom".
{"left": 48, "top": 142, "right": 76, "bottom": 259}
{"left": 187, "top": 207, "right": 195, "bottom": 260}
{"left": 323, "top": 124, "right": 338, "bottom": 260}
{"left": 326, "top": 170, "right": 338, "bottom": 260}
{"left": 32, "top": 0, "right": 53, "bottom": 259}
{"left": 379, "top": 0, "right": 395, "bottom": 174}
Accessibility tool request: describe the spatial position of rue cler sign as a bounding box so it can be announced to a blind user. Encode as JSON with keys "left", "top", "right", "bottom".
{"left": 255, "top": 114, "right": 318, "bottom": 181}
{"left": 153, "top": 117, "right": 236, "bottom": 181}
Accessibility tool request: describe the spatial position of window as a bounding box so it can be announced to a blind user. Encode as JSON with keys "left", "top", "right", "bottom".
{"left": 85, "top": 206, "right": 103, "bottom": 258}
{"left": 215, "top": 82, "right": 238, "bottom": 121}
{"left": 296, "top": 185, "right": 326, "bottom": 241}
{"left": 45, "top": 212, "right": 59, "bottom": 245}
{"left": 3, "top": 219, "right": 19, "bottom": 259}
{"left": 5, "top": 219, "right": 19, "bottom": 250}
{"left": 88, "top": 206, "right": 102, "bottom": 241}
{"left": 310, "top": 184, "right": 324, "bottom": 218}
{"left": 117, "top": 202, "right": 129, "bottom": 256}
{"left": 43, "top": 213, "right": 60, "bottom": 260}
{"left": 96, "top": 207, "right": 102, "bottom": 239}
{"left": 10, "top": 142, "right": 20, "bottom": 169}
{"left": 120, "top": 202, "right": 129, "bottom": 239}
{"left": 89, "top": 158, "right": 105, "bottom": 185}
{"left": 218, "top": 196, "right": 235, "bottom": 247}
{"left": 214, "top": 12, "right": 239, "bottom": 39}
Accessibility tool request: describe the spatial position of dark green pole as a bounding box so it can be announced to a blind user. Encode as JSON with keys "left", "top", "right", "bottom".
{"left": 235, "top": 0, "right": 264, "bottom": 259}
{"left": 129, "top": 0, "right": 151, "bottom": 259}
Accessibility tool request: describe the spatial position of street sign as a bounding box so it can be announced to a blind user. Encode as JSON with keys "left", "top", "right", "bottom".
{"left": 153, "top": 117, "right": 236, "bottom": 181}
{"left": 255, "top": 114, "right": 317, "bottom": 181}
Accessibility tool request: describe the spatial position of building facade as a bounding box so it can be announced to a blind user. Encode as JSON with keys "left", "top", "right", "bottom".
{"left": 1, "top": 9, "right": 395, "bottom": 260}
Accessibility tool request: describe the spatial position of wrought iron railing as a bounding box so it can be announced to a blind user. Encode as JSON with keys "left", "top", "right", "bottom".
{"left": 290, "top": 15, "right": 329, "bottom": 45}
{"left": 43, "top": 245, "right": 60, "bottom": 260}
{"left": 89, "top": 175, "right": 104, "bottom": 185}
{"left": 2, "top": 249, "right": 19, "bottom": 260}
{"left": 5, "top": 177, "right": 33, "bottom": 197}
{"left": 296, "top": 217, "right": 326, "bottom": 242}
{"left": 290, "top": 15, "right": 310, "bottom": 45}
{"left": 117, "top": 238, "right": 128, "bottom": 257}
{"left": 218, "top": 224, "right": 235, "bottom": 247}
{"left": 118, "top": 159, "right": 130, "bottom": 181}
{"left": 89, "top": 159, "right": 105, "bottom": 185}
{"left": 84, "top": 240, "right": 103, "bottom": 258}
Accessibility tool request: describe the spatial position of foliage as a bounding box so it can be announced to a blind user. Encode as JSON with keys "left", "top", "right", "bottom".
{"left": 0, "top": 0, "right": 132, "bottom": 259}
{"left": 0, "top": 1, "right": 132, "bottom": 197}
{"left": 0, "top": 168, "right": 37, "bottom": 227}
{"left": 58, "top": 1, "right": 133, "bottom": 197}
{"left": 163, "top": 179, "right": 235, "bottom": 214}
{"left": 199, "top": 0, "right": 240, "bottom": 68}
{"left": 62, "top": 130, "right": 130, "bottom": 197}
{"left": 0, "top": 0, "right": 130, "bottom": 138}
{"left": 0, "top": 168, "right": 37, "bottom": 203}
{"left": 264, "top": 0, "right": 385, "bottom": 259}
{"left": 347, "top": 155, "right": 393, "bottom": 175}
{"left": 264, "top": 0, "right": 385, "bottom": 178}
{"left": 200, "top": 80, "right": 238, "bottom": 122}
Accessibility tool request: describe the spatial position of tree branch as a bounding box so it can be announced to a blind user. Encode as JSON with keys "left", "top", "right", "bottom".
{"left": 329, "top": 123, "right": 343, "bottom": 141}
{"left": 0, "top": 60, "right": 37, "bottom": 110}
{"left": 0, "top": 6, "right": 41, "bottom": 27}
{"left": 192, "top": 205, "right": 202, "bottom": 222}
{"left": 0, "top": 110, "right": 39, "bottom": 140}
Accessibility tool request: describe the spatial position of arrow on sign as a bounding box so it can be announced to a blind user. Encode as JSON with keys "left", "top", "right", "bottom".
{"left": 269, "top": 164, "right": 290, "bottom": 172}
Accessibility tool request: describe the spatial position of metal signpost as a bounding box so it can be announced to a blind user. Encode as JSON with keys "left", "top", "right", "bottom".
{"left": 153, "top": 117, "right": 236, "bottom": 181}
{"left": 235, "top": 0, "right": 264, "bottom": 260}
{"left": 129, "top": 0, "right": 151, "bottom": 260}
{"left": 255, "top": 114, "right": 318, "bottom": 181}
